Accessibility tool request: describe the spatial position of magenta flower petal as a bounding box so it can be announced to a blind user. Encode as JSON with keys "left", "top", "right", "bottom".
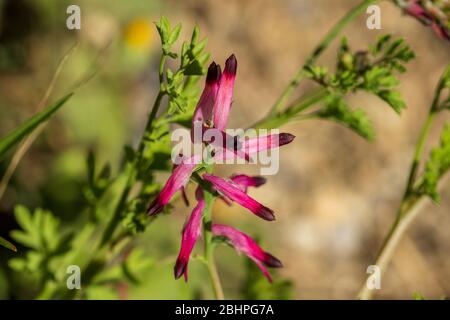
{"left": 192, "top": 62, "right": 221, "bottom": 129}
{"left": 213, "top": 54, "right": 237, "bottom": 131}
{"left": 212, "top": 224, "right": 282, "bottom": 282}
{"left": 147, "top": 157, "right": 198, "bottom": 215}
{"left": 215, "top": 132, "right": 295, "bottom": 161}
{"left": 202, "top": 174, "right": 275, "bottom": 221}
{"left": 174, "top": 187, "right": 205, "bottom": 281}
{"left": 244, "top": 133, "right": 295, "bottom": 154}
{"left": 202, "top": 127, "right": 249, "bottom": 162}
{"left": 230, "top": 174, "right": 266, "bottom": 193}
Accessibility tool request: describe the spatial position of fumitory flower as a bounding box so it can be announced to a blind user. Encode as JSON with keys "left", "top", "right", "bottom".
{"left": 211, "top": 224, "right": 283, "bottom": 283}
{"left": 174, "top": 187, "right": 205, "bottom": 280}
{"left": 191, "top": 56, "right": 240, "bottom": 150}
{"left": 147, "top": 155, "right": 199, "bottom": 215}
{"left": 202, "top": 173, "right": 275, "bottom": 221}
{"left": 147, "top": 53, "right": 295, "bottom": 282}
{"left": 230, "top": 174, "right": 267, "bottom": 193}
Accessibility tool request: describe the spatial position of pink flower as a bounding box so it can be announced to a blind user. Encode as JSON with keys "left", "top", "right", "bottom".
{"left": 213, "top": 54, "right": 237, "bottom": 131}
{"left": 202, "top": 173, "right": 275, "bottom": 221}
{"left": 218, "top": 174, "right": 266, "bottom": 205}
{"left": 174, "top": 187, "right": 205, "bottom": 281}
{"left": 230, "top": 174, "right": 266, "bottom": 193}
{"left": 212, "top": 224, "right": 282, "bottom": 282}
{"left": 148, "top": 54, "right": 294, "bottom": 287}
{"left": 147, "top": 156, "right": 199, "bottom": 215}
{"left": 191, "top": 56, "right": 247, "bottom": 160}
{"left": 214, "top": 132, "right": 295, "bottom": 161}
{"left": 191, "top": 62, "right": 221, "bottom": 135}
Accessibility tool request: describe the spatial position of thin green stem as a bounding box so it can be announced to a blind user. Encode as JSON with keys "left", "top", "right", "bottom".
{"left": 357, "top": 69, "right": 448, "bottom": 300}
{"left": 252, "top": 87, "right": 329, "bottom": 129}
{"left": 268, "top": 0, "right": 377, "bottom": 115}
{"left": 100, "top": 54, "right": 168, "bottom": 250}
{"left": 403, "top": 112, "right": 435, "bottom": 197}
{"left": 203, "top": 188, "right": 224, "bottom": 300}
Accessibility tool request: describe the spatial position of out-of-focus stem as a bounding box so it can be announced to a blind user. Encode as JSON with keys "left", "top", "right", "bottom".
{"left": 358, "top": 113, "right": 435, "bottom": 300}
{"left": 100, "top": 53, "right": 168, "bottom": 249}
{"left": 357, "top": 68, "right": 447, "bottom": 300}
{"left": 0, "top": 43, "right": 78, "bottom": 202}
{"left": 357, "top": 196, "right": 425, "bottom": 300}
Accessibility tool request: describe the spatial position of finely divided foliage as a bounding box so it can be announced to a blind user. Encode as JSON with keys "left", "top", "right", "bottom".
{"left": 0, "top": 1, "right": 449, "bottom": 300}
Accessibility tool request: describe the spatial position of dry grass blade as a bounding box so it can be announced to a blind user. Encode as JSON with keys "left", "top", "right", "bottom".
{"left": 0, "top": 43, "right": 78, "bottom": 202}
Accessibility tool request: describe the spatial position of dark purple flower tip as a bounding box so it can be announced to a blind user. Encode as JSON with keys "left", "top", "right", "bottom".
{"left": 279, "top": 133, "right": 296, "bottom": 146}
{"left": 174, "top": 258, "right": 187, "bottom": 279}
{"left": 263, "top": 252, "right": 283, "bottom": 268}
{"left": 258, "top": 206, "right": 275, "bottom": 221}
{"left": 147, "top": 197, "right": 164, "bottom": 216}
{"left": 224, "top": 54, "right": 237, "bottom": 76}
{"left": 206, "top": 62, "right": 222, "bottom": 84}
{"left": 252, "top": 176, "right": 267, "bottom": 187}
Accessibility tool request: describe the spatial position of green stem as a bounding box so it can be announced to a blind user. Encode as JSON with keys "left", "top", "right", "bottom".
{"left": 357, "top": 77, "right": 445, "bottom": 299}
{"left": 252, "top": 87, "right": 329, "bottom": 129}
{"left": 403, "top": 112, "right": 435, "bottom": 197}
{"left": 100, "top": 56, "right": 168, "bottom": 250}
{"left": 357, "top": 196, "right": 423, "bottom": 300}
{"left": 202, "top": 179, "right": 224, "bottom": 300}
{"left": 268, "top": 0, "right": 377, "bottom": 115}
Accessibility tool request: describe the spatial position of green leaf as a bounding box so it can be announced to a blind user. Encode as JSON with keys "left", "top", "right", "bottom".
{"left": 155, "top": 16, "right": 170, "bottom": 44}
{"left": 412, "top": 292, "right": 426, "bottom": 300}
{"left": 0, "top": 236, "right": 16, "bottom": 252}
{"left": 371, "top": 34, "right": 392, "bottom": 55}
{"left": 9, "top": 205, "right": 74, "bottom": 282}
{"left": 11, "top": 205, "right": 39, "bottom": 250}
{"left": 363, "top": 66, "right": 406, "bottom": 114}
{"left": 184, "top": 60, "right": 205, "bottom": 76}
{"left": 0, "top": 93, "right": 73, "bottom": 159}
{"left": 419, "top": 124, "right": 450, "bottom": 202}
{"left": 377, "top": 90, "right": 406, "bottom": 114}
{"left": 168, "top": 23, "right": 182, "bottom": 45}
{"left": 11, "top": 206, "right": 61, "bottom": 252}
{"left": 191, "top": 25, "right": 200, "bottom": 44}
{"left": 317, "top": 95, "right": 375, "bottom": 140}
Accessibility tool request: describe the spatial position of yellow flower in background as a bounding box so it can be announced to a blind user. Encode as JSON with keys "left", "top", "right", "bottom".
{"left": 124, "top": 18, "right": 155, "bottom": 50}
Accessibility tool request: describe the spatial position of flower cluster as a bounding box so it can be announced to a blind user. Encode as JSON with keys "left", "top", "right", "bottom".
{"left": 147, "top": 55, "right": 294, "bottom": 282}
{"left": 400, "top": 0, "right": 450, "bottom": 41}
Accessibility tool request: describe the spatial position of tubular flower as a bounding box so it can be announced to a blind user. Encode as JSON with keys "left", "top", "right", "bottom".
{"left": 191, "top": 58, "right": 246, "bottom": 159}
{"left": 219, "top": 174, "right": 266, "bottom": 205}
{"left": 147, "top": 156, "right": 199, "bottom": 215}
{"left": 215, "top": 132, "right": 295, "bottom": 161}
{"left": 213, "top": 54, "right": 237, "bottom": 131}
{"left": 191, "top": 62, "right": 221, "bottom": 134}
{"left": 202, "top": 173, "right": 275, "bottom": 221}
{"left": 148, "top": 54, "right": 293, "bottom": 284}
{"left": 174, "top": 187, "right": 205, "bottom": 281}
{"left": 212, "top": 224, "right": 282, "bottom": 282}
{"left": 230, "top": 174, "right": 267, "bottom": 193}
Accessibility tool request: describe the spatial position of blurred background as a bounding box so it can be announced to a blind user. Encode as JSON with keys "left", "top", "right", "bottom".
{"left": 0, "top": 0, "right": 449, "bottom": 299}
